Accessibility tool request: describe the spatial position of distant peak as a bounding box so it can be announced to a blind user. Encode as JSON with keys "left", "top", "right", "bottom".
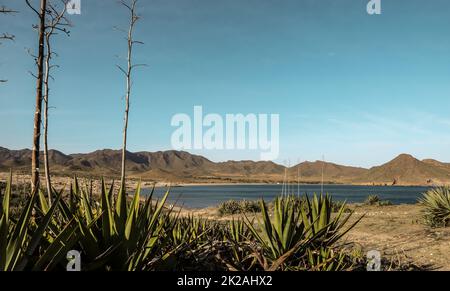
{"left": 393, "top": 153, "right": 417, "bottom": 160}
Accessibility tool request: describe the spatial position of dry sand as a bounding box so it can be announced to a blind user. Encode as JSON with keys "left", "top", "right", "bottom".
{"left": 344, "top": 204, "right": 450, "bottom": 270}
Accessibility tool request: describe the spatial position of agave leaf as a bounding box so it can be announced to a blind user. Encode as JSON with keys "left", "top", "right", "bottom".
{"left": 6, "top": 186, "right": 38, "bottom": 271}
{"left": 14, "top": 188, "right": 64, "bottom": 271}
{"left": 76, "top": 216, "right": 100, "bottom": 259}
{"left": 38, "top": 189, "right": 50, "bottom": 214}
{"left": 260, "top": 199, "right": 279, "bottom": 256}
{"left": 32, "top": 218, "right": 80, "bottom": 271}
{"left": 125, "top": 182, "right": 141, "bottom": 240}
{"left": 101, "top": 179, "right": 115, "bottom": 242}
{"left": 281, "top": 206, "right": 294, "bottom": 250}
{"left": 0, "top": 171, "right": 12, "bottom": 270}
{"left": 0, "top": 215, "right": 8, "bottom": 270}
{"left": 82, "top": 243, "right": 121, "bottom": 271}
{"left": 80, "top": 188, "right": 93, "bottom": 225}
{"left": 58, "top": 196, "right": 74, "bottom": 222}
{"left": 148, "top": 189, "right": 169, "bottom": 230}
{"left": 124, "top": 207, "right": 136, "bottom": 241}
{"left": 1, "top": 170, "right": 11, "bottom": 220}
{"left": 318, "top": 195, "right": 329, "bottom": 229}
{"left": 115, "top": 183, "right": 128, "bottom": 234}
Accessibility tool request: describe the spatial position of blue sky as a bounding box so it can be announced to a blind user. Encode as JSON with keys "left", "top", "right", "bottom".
{"left": 1, "top": 0, "right": 450, "bottom": 168}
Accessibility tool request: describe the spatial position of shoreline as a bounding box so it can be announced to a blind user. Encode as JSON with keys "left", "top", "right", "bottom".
{"left": 0, "top": 172, "right": 437, "bottom": 188}
{"left": 160, "top": 182, "right": 434, "bottom": 188}
{"left": 0, "top": 171, "right": 442, "bottom": 188}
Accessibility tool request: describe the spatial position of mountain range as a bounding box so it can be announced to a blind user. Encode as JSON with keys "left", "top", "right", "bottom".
{"left": 1, "top": 146, "right": 449, "bottom": 185}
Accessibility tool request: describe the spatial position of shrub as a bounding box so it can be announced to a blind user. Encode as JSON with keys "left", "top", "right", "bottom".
{"left": 218, "top": 200, "right": 241, "bottom": 215}
{"left": 378, "top": 200, "right": 393, "bottom": 206}
{"left": 365, "top": 195, "right": 380, "bottom": 205}
{"left": 363, "top": 195, "right": 392, "bottom": 206}
{"left": 218, "top": 199, "right": 261, "bottom": 216}
{"left": 241, "top": 199, "right": 262, "bottom": 213}
{"left": 419, "top": 187, "right": 450, "bottom": 227}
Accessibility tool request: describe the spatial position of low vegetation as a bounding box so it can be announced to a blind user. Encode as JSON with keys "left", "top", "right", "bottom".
{"left": 245, "top": 194, "right": 363, "bottom": 270}
{"left": 1, "top": 173, "right": 370, "bottom": 271}
{"left": 289, "top": 195, "right": 352, "bottom": 213}
{"left": 419, "top": 187, "right": 450, "bottom": 228}
{"left": 364, "top": 195, "right": 392, "bottom": 206}
{"left": 217, "top": 196, "right": 352, "bottom": 216}
{"left": 218, "top": 199, "right": 261, "bottom": 216}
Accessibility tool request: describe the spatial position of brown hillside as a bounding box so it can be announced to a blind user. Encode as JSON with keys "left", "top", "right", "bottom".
{"left": 2, "top": 147, "right": 450, "bottom": 185}
{"left": 354, "top": 154, "right": 450, "bottom": 185}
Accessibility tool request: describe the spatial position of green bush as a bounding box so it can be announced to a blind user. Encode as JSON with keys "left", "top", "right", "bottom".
{"left": 365, "top": 195, "right": 380, "bottom": 205}
{"left": 364, "top": 195, "right": 392, "bottom": 206}
{"left": 241, "top": 199, "right": 262, "bottom": 213}
{"left": 218, "top": 199, "right": 261, "bottom": 216}
{"left": 378, "top": 200, "right": 393, "bottom": 206}
{"left": 218, "top": 200, "right": 241, "bottom": 215}
{"left": 419, "top": 187, "right": 450, "bottom": 227}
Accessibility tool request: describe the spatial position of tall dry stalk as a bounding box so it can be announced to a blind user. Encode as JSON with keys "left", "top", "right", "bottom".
{"left": 42, "top": 1, "right": 70, "bottom": 203}
{"left": 26, "top": 0, "right": 70, "bottom": 198}
{"left": 26, "top": 0, "right": 48, "bottom": 193}
{"left": 117, "top": 0, "right": 145, "bottom": 189}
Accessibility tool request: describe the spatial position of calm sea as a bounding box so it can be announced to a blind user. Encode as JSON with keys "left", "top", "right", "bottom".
{"left": 144, "top": 184, "right": 430, "bottom": 209}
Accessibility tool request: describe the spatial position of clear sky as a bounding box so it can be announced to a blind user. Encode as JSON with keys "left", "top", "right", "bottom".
{"left": 1, "top": 0, "right": 450, "bottom": 168}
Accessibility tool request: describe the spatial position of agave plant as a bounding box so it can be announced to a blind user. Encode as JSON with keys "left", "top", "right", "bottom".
{"left": 46, "top": 178, "right": 175, "bottom": 271}
{"left": 219, "top": 218, "right": 257, "bottom": 271}
{"left": 169, "top": 215, "right": 221, "bottom": 246}
{"left": 244, "top": 196, "right": 315, "bottom": 270}
{"left": 162, "top": 216, "right": 231, "bottom": 271}
{"left": 0, "top": 172, "right": 72, "bottom": 271}
{"left": 227, "top": 218, "right": 251, "bottom": 243}
{"left": 304, "top": 247, "right": 351, "bottom": 271}
{"left": 300, "top": 193, "right": 362, "bottom": 248}
{"left": 365, "top": 195, "right": 380, "bottom": 205}
{"left": 244, "top": 194, "right": 362, "bottom": 271}
{"left": 419, "top": 187, "right": 450, "bottom": 227}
